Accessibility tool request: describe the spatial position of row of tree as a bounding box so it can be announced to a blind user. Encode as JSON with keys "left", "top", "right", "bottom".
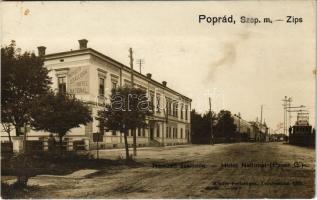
{"left": 190, "top": 109, "right": 238, "bottom": 144}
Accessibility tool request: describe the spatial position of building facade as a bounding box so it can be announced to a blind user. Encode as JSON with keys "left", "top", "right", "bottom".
{"left": 11, "top": 39, "right": 191, "bottom": 149}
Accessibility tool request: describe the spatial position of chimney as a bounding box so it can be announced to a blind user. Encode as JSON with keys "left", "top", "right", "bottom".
{"left": 37, "top": 46, "right": 46, "bottom": 57}
{"left": 78, "top": 39, "right": 88, "bottom": 49}
{"left": 162, "top": 81, "right": 167, "bottom": 87}
{"left": 146, "top": 73, "right": 152, "bottom": 79}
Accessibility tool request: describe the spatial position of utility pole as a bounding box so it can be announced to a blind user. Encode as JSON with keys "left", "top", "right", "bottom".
{"left": 260, "top": 105, "right": 263, "bottom": 142}
{"left": 129, "top": 48, "right": 134, "bottom": 87}
{"left": 282, "top": 96, "right": 293, "bottom": 135}
{"left": 136, "top": 59, "right": 144, "bottom": 74}
{"left": 238, "top": 112, "right": 241, "bottom": 133}
{"left": 288, "top": 97, "right": 292, "bottom": 128}
{"left": 260, "top": 105, "right": 263, "bottom": 125}
{"left": 209, "top": 97, "right": 214, "bottom": 145}
{"left": 237, "top": 112, "right": 241, "bottom": 142}
{"left": 129, "top": 48, "right": 137, "bottom": 157}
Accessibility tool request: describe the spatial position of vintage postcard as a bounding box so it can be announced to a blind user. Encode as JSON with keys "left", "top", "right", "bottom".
{"left": 1, "top": 1, "right": 316, "bottom": 199}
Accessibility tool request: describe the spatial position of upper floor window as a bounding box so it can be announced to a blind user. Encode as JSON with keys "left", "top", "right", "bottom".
{"left": 150, "top": 93, "right": 154, "bottom": 111}
{"left": 168, "top": 101, "right": 172, "bottom": 116}
{"left": 99, "top": 77, "right": 105, "bottom": 96}
{"left": 185, "top": 105, "right": 188, "bottom": 120}
{"left": 181, "top": 104, "right": 184, "bottom": 119}
{"left": 175, "top": 103, "right": 178, "bottom": 117}
{"left": 156, "top": 94, "right": 161, "bottom": 113}
{"left": 112, "top": 81, "right": 117, "bottom": 90}
{"left": 58, "top": 76, "right": 66, "bottom": 94}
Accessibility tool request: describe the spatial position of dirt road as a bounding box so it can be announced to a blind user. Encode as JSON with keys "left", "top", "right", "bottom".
{"left": 18, "top": 142, "right": 315, "bottom": 198}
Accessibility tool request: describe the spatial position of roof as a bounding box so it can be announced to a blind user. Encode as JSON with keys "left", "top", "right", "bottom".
{"left": 44, "top": 48, "right": 192, "bottom": 102}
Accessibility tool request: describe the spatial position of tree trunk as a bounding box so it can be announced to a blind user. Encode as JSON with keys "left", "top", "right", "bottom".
{"left": 23, "top": 124, "right": 27, "bottom": 154}
{"left": 8, "top": 131, "right": 12, "bottom": 143}
{"left": 132, "top": 128, "right": 137, "bottom": 156}
{"left": 123, "top": 130, "right": 130, "bottom": 161}
{"left": 16, "top": 175, "right": 28, "bottom": 188}
{"left": 15, "top": 125, "right": 21, "bottom": 137}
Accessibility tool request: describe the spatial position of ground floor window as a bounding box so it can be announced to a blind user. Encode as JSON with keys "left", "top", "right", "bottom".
{"left": 138, "top": 128, "right": 141, "bottom": 137}
{"left": 156, "top": 125, "right": 160, "bottom": 137}
{"left": 181, "top": 128, "right": 183, "bottom": 139}
{"left": 142, "top": 128, "right": 146, "bottom": 137}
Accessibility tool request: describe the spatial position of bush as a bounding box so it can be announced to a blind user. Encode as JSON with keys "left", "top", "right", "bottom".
{"left": 2, "top": 151, "right": 95, "bottom": 188}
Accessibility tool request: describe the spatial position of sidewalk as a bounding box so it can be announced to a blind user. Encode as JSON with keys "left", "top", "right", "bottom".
{"left": 93, "top": 144, "right": 192, "bottom": 152}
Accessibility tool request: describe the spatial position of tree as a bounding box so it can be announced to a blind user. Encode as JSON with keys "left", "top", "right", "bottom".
{"left": 1, "top": 41, "right": 52, "bottom": 137}
{"left": 190, "top": 110, "right": 204, "bottom": 144}
{"left": 97, "top": 86, "right": 152, "bottom": 161}
{"left": 30, "top": 91, "right": 93, "bottom": 150}
{"left": 214, "top": 110, "right": 237, "bottom": 142}
{"left": 190, "top": 110, "right": 216, "bottom": 144}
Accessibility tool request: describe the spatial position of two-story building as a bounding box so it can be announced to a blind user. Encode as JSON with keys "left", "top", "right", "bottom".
{"left": 22, "top": 39, "right": 192, "bottom": 149}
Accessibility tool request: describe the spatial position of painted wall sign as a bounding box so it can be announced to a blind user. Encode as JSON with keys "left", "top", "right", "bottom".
{"left": 67, "top": 66, "right": 89, "bottom": 94}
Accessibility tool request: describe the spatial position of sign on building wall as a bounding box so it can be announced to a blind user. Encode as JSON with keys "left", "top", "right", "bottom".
{"left": 67, "top": 66, "right": 89, "bottom": 94}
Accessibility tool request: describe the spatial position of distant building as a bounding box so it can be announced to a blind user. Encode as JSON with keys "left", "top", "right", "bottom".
{"left": 232, "top": 114, "right": 270, "bottom": 142}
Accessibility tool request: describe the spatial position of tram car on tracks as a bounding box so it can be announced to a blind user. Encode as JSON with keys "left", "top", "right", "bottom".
{"left": 289, "top": 112, "right": 315, "bottom": 147}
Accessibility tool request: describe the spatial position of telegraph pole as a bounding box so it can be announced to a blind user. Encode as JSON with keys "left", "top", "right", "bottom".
{"left": 260, "top": 105, "right": 263, "bottom": 125}
{"left": 136, "top": 59, "right": 144, "bottom": 74}
{"left": 129, "top": 48, "right": 137, "bottom": 157}
{"left": 129, "top": 48, "right": 134, "bottom": 87}
{"left": 282, "top": 96, "right": 288, "bottom": 135}
{"left": 209, "top": 97, "right": 214, "bottom": 145}
{"left": 288, "top": 97, "right": 292, "bottom": 128}
{"left": 238, "top": 112, "right": 241, "bottom": 133}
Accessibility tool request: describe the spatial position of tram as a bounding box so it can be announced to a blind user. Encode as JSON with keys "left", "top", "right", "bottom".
{"left": 289, "top": 112, "right": 315, "bottom": 146}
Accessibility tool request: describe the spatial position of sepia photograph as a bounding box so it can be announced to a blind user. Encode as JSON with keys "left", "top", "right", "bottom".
{"left": 1, "top": 1, "right": 316, "bottom": 199}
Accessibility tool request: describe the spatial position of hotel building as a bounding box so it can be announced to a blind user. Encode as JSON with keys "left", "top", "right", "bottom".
{"left": 18, "top": 39, "right": 192, "bottom": 149}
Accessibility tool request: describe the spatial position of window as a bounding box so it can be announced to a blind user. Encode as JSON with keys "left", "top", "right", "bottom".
{"left": 99, "top": 120, "right": 105, "bottom": 135}
{"left": 181, "top": 104, "right": 184, "bottom": 119}
{"left": 175, "top": 103, "right": 178, "bottom": 117}
{"left": 138, "top": 128, "right": 141, "bottom": 137}
{"left": 112, "top": 81, "right": 117, "bottom": 89}
{"left": 181, "top": 128, "right": 183, "bottom": 139}
{"left": 168, "top": 102, "right": 172, "bottom": 116}
{"left": 185, "top": 105, "right": 188, "bottom": 120}
{"left": 156, "top": 125, "right": 160, "bottom": 137}
{"left": 166, "top": 127, "right": 168, "bottom": 138}
{"left": 112, "top": 130, "right": 116, "bottom": 136}
{"left": 142, "top": 128, "right": 146, "bottom": 137}
{"left": 99, "top": 78, "right": 105, "bottom": 96}
{"left": 169, "top": 127, "right": 172, "bottom": 138}
{"left": 156, "top": 95, "right": 161, "bottom": 113}
{"left": 150, "top": 94, "right": 154, "bottom": 111}
{"left": 58, "top": 77, "right": 66, "bottom": 94}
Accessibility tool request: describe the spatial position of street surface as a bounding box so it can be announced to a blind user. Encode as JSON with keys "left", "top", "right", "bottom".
{"left": 16, "top": 142, "right": 315, "bottom": 198}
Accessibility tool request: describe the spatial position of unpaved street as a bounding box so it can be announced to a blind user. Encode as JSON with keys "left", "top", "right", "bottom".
{"left": 20, "top": 143, "right": 315, "bottom": 198}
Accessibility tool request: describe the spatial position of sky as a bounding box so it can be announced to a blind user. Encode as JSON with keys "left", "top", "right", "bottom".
{"left": 1, "top": 1, "right": 316, "bottom": 132}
